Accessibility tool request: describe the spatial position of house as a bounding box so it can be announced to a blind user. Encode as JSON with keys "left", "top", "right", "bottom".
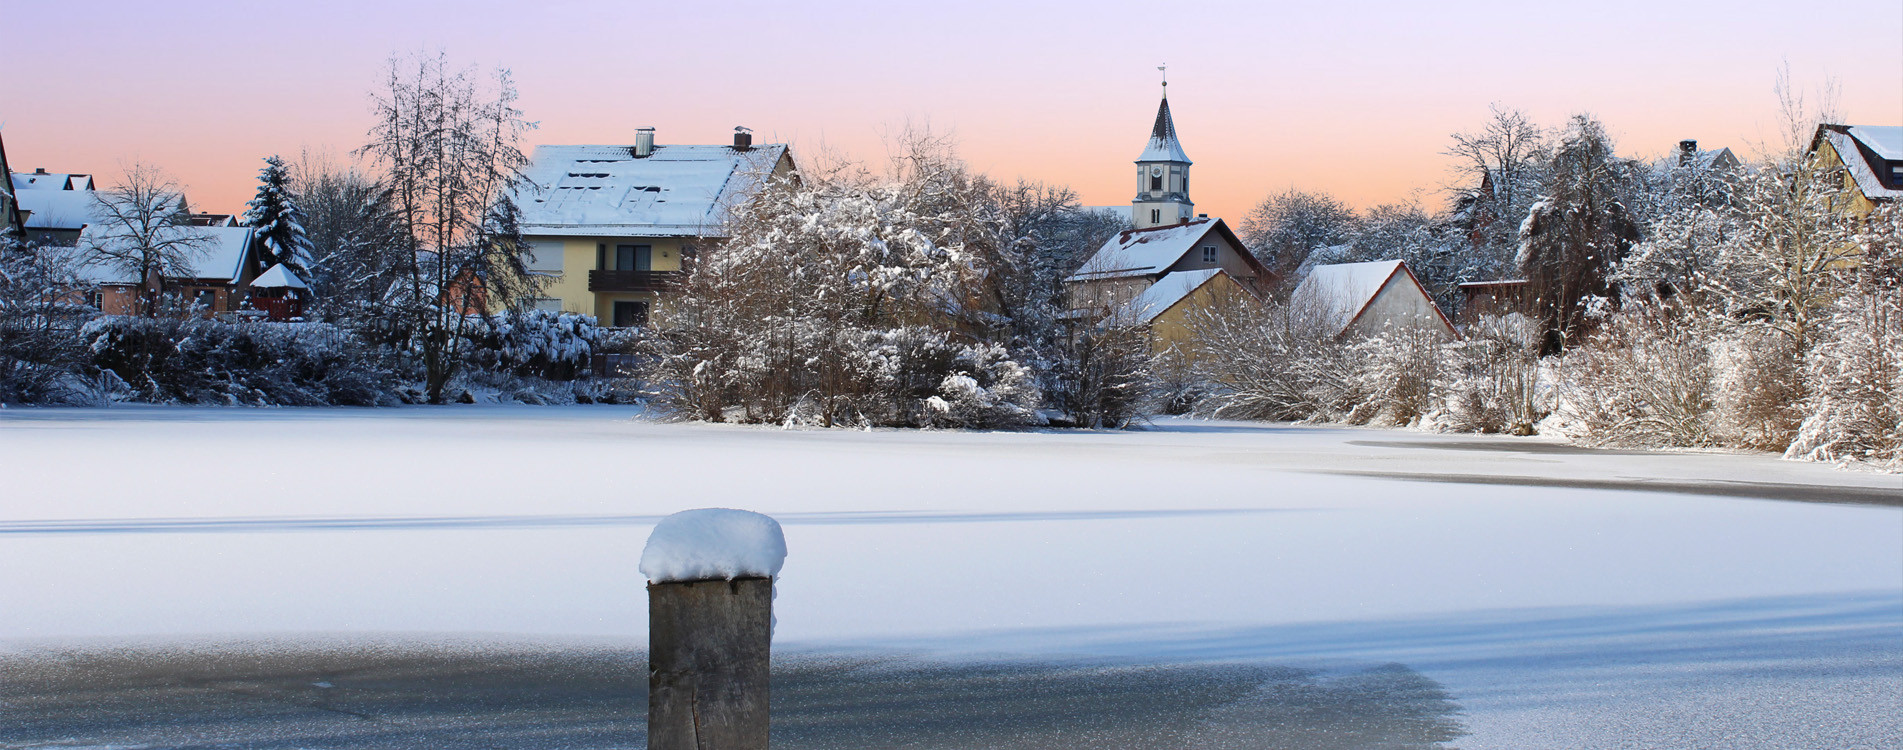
{"left": 1809, "top": 124, "right": 1903, "bottom": 216}
{"left": 1065, "top": 81, "right": 1274, "bottom": 348}
{"left": 1290, "top": 260, "right": 1457, "bottom": 341}
{"left": 73, "top": 223, "right": 273, "bottom": 315}
{"left": 1456, "top": 279, "right": 1528, "bottom": 324}
{"left": 10, "top": 167, "right": 98, "bottom": 246}
{"left": 512, "top": 127, "right": 795, "bottom": 327}
{"left": 1112, "top": 267, "right": 1257, "bottom": 353}
{"left": 0, "top": 133, "right": 23, "bottom": 238}
{"left": 1673, "top": 139, "right": 1741, "bottom": 170}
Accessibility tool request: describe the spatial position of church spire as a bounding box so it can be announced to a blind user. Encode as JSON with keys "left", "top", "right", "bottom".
{"left": 1131, "top": 70, "right": 1194, "bottom": 229}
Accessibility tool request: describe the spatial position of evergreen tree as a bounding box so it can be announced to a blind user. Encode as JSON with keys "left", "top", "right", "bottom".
{"left": 244, "top": 155, "right": 312, "bottom": 276}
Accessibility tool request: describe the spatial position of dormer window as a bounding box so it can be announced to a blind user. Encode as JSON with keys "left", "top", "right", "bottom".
{"left": 1891, "top": 164, "right": 1902, "bottom": 187}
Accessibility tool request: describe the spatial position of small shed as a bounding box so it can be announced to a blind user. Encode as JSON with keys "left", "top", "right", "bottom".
{"left": 1291, "top": 260, "right": 1457, "bottom": 341}
{"left": 247, "top": 263, "right": 309, "bottom": 321}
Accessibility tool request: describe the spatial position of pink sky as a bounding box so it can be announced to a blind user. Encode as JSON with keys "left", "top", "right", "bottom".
{"left": 4, "top": 1, "right": 1899, "bottom": 223}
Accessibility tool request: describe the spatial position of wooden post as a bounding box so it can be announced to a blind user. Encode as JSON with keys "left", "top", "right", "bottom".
{"left": 648, "top": 576, "right": 773, "bottom": 750}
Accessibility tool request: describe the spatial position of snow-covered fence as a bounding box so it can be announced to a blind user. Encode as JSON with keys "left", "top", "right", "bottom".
{"left": 639, "top": 509, "right": 787, "bottom": 750}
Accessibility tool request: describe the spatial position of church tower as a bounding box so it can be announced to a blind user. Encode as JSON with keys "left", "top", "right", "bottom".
{"left": 1132, "top": 76, "right": 1193, "bottom": 229}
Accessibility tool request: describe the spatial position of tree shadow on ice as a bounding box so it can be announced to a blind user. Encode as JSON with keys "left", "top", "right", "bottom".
{"left": 772, "top": 658, "right": 1466, "bottom": 750}
{"left": 0, "top": 643, "right": 1465, "bottom": 750}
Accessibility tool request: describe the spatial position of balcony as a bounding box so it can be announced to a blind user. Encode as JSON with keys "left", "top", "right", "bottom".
{"left": 588, "top": 269, "right": 682, "bottom": 293}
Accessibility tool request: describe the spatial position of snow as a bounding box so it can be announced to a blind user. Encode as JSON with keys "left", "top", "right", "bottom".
{"left": 1121, "top": 267, "right": 1223, "bottom": 324}
{"left": 1847, "top": 125, "right": 1903, "bottom": 161}
{"left": 1290, "top": 259, "right": 1404, "bottom": 330}
{"left": 1068, "top": 218, "right": 1221, "bottom": 280}
{"left": 73, "top": 224, "right": 255, "bottom": 284}
{"left": 249, "top": 263, "right": 308, "bottom": 290}
{"left": 14, "top": 187, "right": 100, "bottom": 231}
{"left": 513, "top": 143, "right": 788, "bottom": 238}
{"left": 638, "top": 508, "right": 786, "bottom": 582}
{"left": 0, "top": 408, "right": 1895, "bottom": 747}
{"left": 1824, "top": 130, "right": 1903, "bottom": 200}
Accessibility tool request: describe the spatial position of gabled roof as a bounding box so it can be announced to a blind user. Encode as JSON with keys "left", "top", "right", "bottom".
{"left": 1136, "top": 96, "right": 1190, "bottom": 164}
{"left": 11, "top": 172, "right": 92, "bottom": 191}
{"left": 1120, "top": 268, "right": 1227, "bottom": 325}
{"left": 74, "top": 224, "right": 257, "bottom": 284}
{"left": 513, "top": 142, "right": 790, "bottom": 238}
{"left": 16, "top": 188, "right": 101, "bottom": 231}
{"left": 1812, "top": 124, "right": 1903, "bottom": 202}
{"left": 249, "top": 263, "right": 308, "bottom": 290}
{"left": 1291, "top": 260, "right": 1456, "bottom": 338}
{"left": 1067, "top": 217, "right": 1263, "bottom": 282}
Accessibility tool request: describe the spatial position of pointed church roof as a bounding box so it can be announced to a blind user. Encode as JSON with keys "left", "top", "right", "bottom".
{"left": 1136, "top": 96, "right": 1191, "bottom": 164}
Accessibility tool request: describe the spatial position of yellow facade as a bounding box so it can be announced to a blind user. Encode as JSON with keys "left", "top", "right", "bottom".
{"left": 1812, "top": 140, "right": 1881, "bottom": 217}
{"left": 535, "top": 235, "right": 692, "bottom": 321}
{"left": 1145, "top": 272, "right": 1255, "bottom": 355}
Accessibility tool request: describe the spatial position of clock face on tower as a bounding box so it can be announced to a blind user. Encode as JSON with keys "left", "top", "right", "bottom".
{"left": 1150, "top": 166, "right": 1163, "bottom": 177}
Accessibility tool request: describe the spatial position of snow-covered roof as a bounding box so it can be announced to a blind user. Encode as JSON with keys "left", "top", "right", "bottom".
{"left": 249, "top": 263, "right": 308, "bottom": 290}
{"left": 11, "top": 172, "right": 92, "bottom": 191}
{"left": 1068, "top": 218, "right": 1226, "bottom": 281}
{"left": 1291, "top": 260, "right": 1413, "bottom": 335}
{"left": 1821, "top": 128, "right": 1903, "bottom": 202}
{"left": 1121, "top": 268, "right": 1226, "bottom": 324}
{"left": 74, "top": 224, "right": 256, "bottom": 284}
{"left": 16, "top": 188, "right": 101, "bottom": 230}
{"left": 1136, "top": 96, "right": 1191, "bottom": 164}
{"left": 1847, "top": 126, "right": 1903, "bottom": 161}
{"left": 513, "top": 142, "right": 789, "bottom": 238}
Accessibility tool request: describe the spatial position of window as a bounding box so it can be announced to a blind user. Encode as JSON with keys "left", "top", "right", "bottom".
{"left": 1150, "top": 174, "right": 1162, "bottom": 191}
{"left": 1150, "top": 209, "right": 1161, "bottom": 224}
{"left": 193, "top": 289, "right": 218, "bottom": 310}
{"left": 615, "top": 244, "right": 653, "bottom": 271}
{"left": 523, "top": 239, "right": 562, "bottom": 273}
{"left": 1891, "top": 164, "right": 1903, "bottom": 187}
{"left": 613, "top": 300, "right": 650, "bottom": 328}
{"left": 1202, "top": 245, "right": 1217, "bottom": 263}
{"left": 533, "top": 297, "right": 563, "bottom": 313}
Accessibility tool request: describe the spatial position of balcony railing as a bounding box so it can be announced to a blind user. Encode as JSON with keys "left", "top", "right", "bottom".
{"left": 588, "top": 269, "right": 682, "bottom": 293}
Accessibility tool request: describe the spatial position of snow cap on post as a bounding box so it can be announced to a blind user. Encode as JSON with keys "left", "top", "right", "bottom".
{"left": 640, "top": 509, "right": 787, "bottom": 583}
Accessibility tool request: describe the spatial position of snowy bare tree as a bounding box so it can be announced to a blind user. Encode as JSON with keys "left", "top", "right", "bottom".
{"left": 359, "top": 52, "right": 543, "bottom": 402}
{"left": 1240, "top": 189, "right": 1358, "bottom": 286}
{"left": 0, "top": 236, "right": 94, "bottom": 402}
{"left": 82, "top": 164, "right": 214, "bottom": 316}
{"left": 290, "top": 155, "right": 410, "bottom": 320}
{"left": 1516, "top": 115, "right": 1641, "bottom": 353}
{"left": 1443, "top": 105, "right": 1550, "bottom": 278}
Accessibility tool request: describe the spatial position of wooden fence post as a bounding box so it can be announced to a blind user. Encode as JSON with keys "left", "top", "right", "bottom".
{"left": 648, "top": 575, "right": 774, "bottom": 750}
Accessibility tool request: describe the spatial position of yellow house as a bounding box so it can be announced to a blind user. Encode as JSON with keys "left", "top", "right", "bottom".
{"left": 1113, "top": 267, "right": 1258, "bottom": 353}
{"left": 514, "top": 129, "right": 795, "bottom": 327}
{"left": 1809, "top": 124, "right": 1902, "bottom": 217}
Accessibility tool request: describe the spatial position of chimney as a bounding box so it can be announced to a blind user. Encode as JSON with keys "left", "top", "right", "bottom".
{"left": 635, "top": 127, "right": 656, "bottom": 158}
{"left": 1678, "top": 139, "right": 1698, "bottom": 166}
{"left": 733, "top": 127, "right": 753, "bottom": 150}
{"left": 34, "top": 167, "right": 47, "bottom": 174}
{"left": 1197, "top": 213, "right": 1208, "bottom": 218}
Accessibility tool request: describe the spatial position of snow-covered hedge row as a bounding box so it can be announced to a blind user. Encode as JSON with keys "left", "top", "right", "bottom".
{"left": 461, "top": 309, "right": 599, "bottom": 381}
{"left": 82, "top": 317, "right": 396, "bottom": 406}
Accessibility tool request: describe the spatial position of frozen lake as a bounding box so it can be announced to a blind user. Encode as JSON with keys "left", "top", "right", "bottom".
{"left": 1, "top": 406, "right": 1898, "bottom": 748}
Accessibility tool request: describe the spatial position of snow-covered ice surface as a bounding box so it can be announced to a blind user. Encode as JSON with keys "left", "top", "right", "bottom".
{"left": 638, "top": 508, "right": 786, "bottom": 582}
{"left": 0, "top": 406, "right": 1897, "bottom": 749}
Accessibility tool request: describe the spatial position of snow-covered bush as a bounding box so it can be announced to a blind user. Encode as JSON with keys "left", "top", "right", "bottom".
{"left": 1343, "top": 325, "right": 1445, "bottom": 426}
{"left": 1708, "top": 325, "right": 1804, "bottom": 450}
{"left": 463, "top": 309, "right": 599, "bottom": 381}
{"left": 1433, "top": 313, "right": 1546, "bottom": 435}
{"left": 82, "top": 317, "right": 395, "bottom": 405}
{"left": 0, "top": 242, "right": 96, "bottom": 404}
{"left": 1783, "top": 216, "right": 1903, "bottom": 467}
{"left": 1556, "top": 305, "right": 1715, "bottom": 447}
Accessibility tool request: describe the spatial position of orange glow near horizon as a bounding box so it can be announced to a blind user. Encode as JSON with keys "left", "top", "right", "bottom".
{"left": 4, "top": 1, "right": 1898, "bottom": 226}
